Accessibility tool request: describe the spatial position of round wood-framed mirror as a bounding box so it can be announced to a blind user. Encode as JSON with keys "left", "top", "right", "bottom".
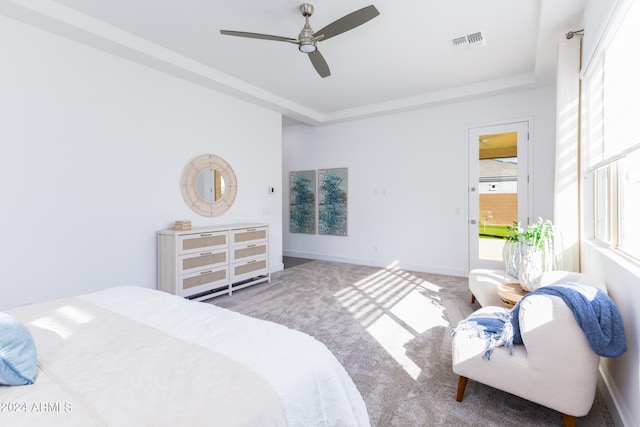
{"left": 180, "top": 154, "right": 237, "bottom": 217}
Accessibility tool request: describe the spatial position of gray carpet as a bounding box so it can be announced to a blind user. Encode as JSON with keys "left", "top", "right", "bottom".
{"left": 283, "top": 256, "right": 315, "bottom": 269}
{"left": 210, "top": 260, "right": 614, "bottom": 427}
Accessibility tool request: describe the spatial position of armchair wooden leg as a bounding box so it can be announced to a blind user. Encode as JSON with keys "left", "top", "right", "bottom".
{"left": 561, "top": 414, "right": 576, "bottom": 427}
{"left": 471, "top": 293, "right": 476, "bottom": 304}
{"left": 456, "top": 376, "right": 468, "bottom": 402}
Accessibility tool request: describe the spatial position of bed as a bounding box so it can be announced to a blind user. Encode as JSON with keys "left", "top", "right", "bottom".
{"left": 0, "top": 286, "right": 370, "bottom": 426}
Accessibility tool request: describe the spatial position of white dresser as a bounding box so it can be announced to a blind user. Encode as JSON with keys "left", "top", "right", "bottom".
{"left": 157, "top": 223, "right": 270, "bottom": 300}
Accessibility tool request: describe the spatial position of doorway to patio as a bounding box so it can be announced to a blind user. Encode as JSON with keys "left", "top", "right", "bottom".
{"left": 468, "top": 121, "right": 530, "bottom": 271}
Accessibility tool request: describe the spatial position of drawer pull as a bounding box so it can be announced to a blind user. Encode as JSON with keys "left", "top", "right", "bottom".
{"left": 247, "top": 244, "right": 256, "bottom": 248}
{"left": 246, "top": 260, "right": 256, "bottom": 264}
{"left": 199, "top": 233, "right": 213, "bottom": 237}
{"left": 200, "top": 270, "right": 213, "bottom": 275}
{"left": 200, "top": 251, "right": 212, "bottom": 256}
{"left": 245, "top": 229, "right": 256, "bottom": 232}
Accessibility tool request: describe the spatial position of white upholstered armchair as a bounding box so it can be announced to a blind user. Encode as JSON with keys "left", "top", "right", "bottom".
{"left": 452, "top": 292, "right": 602, "bottom": 427}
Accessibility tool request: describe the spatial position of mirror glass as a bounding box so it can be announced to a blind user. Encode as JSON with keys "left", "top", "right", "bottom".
{"left": 196, "top": 168, "right": 226, "bottom": 202}
{"left": 180, "top": 154, "right": 237, "bottom": 217}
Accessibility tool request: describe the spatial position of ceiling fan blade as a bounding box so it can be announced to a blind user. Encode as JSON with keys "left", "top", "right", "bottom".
{"left": 313, "top": 5, "right": 379, "bottom": 41}
{"left": 308, "top": 50, "right": 331, "bottom": 78}
{"left": 220, "top": 30, "right": 297, "bottom": 44}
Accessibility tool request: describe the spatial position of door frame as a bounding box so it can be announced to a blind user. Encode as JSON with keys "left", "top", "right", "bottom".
{"left": 467, "top": 119, "right": 533, "bottom": 272}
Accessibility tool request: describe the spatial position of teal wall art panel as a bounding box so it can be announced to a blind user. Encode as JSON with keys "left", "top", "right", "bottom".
{"left": 289, "top": 170, "right": 316, "bottom": 234}
{"left": 318, "top": 168, "right": 348, "bottom": 236}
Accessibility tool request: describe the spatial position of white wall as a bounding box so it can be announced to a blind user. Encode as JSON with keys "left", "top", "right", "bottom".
{"left": 582, "top": 242, "right": 639, "bottom": 427}
{"left": 283, "top": 87, "right": 557, "bottom": 276}
{"left": 0, "top": 16, "right": 283, "bottom": 310}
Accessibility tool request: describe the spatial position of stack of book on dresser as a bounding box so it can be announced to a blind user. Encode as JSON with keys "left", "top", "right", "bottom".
{"left": 172, "top": 220, "right": 192, "bottom": 231}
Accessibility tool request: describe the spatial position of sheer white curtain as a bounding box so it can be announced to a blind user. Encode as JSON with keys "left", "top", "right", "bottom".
{"left": 553, "top": 37, "right": 582, "bottom": 272}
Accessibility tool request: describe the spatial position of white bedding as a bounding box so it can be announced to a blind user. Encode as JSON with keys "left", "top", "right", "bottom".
{"left": 1, "top": 286, "right": 370, "bottom": 427}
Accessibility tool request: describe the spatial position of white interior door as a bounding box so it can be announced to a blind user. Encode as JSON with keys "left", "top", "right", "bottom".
{"left": 468, "top": 121, "right": 530, "bottom": 271}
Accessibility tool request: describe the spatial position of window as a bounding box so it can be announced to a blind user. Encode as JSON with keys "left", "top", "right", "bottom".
{"left": 618, "top": 150, "right": 640, "bottom": 258}
{"left": 585, "top": 0, "right": 640, "bottom": 261}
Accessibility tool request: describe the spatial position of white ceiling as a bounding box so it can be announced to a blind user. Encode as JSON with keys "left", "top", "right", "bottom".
{"left": 1, "top": 0, "right": 585, "bottom": 125}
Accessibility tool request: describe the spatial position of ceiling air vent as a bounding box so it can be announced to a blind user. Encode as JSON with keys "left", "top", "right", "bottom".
{"left": 451, "top": 31, "right": 486, "bottom": 49}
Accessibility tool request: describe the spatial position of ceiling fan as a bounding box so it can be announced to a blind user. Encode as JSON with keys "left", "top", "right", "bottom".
{"left": 220, "top": 4, "right": 380, "bottom": 78}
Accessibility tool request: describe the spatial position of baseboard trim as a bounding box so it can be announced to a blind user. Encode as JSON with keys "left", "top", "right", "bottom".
{"left": 282, "top": 250, "right": 467, "bottom": 277}
{"left": 599, "top": 363, "right": 635, "bottom": 427}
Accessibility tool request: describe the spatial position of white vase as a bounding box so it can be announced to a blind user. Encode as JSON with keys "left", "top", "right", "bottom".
{"left": 518, "top": 246, "right": 544, "bottom": 291}
{"left": 503, "top": 240, "right": 523, "bottom": 278}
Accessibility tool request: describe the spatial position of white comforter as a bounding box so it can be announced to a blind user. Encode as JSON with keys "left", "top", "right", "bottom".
{"left": 2, "top": 286, "right": 370, "bottom": 427}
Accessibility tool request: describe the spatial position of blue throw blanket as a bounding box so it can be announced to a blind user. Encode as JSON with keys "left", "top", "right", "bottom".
{"left": 452, "top": 283, "right": 627, "bottom": 360}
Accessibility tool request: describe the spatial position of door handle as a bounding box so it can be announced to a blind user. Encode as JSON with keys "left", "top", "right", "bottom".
{"left": 470, "top": 219, "right": 477, "bottom": 224}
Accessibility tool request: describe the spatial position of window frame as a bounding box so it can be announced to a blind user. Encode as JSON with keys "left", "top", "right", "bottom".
{"left": 584, "top": 0, "right": 640, "bottom": 263}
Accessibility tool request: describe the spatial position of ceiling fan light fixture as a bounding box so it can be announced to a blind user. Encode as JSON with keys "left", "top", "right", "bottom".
{"left": 299, "top": 43, "right": 316, "bottom": 53}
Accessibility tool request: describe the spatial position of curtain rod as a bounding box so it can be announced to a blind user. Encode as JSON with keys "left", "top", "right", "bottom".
{"left": 566, "top": 29, "right": 584, "bottom": 39}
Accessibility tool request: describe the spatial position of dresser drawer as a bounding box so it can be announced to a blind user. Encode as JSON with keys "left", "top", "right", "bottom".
{"left": 179, "top": 266, "right": 229, "bottom": 297}
{"left": 230, "top": 242, "right": 267, "bottom": 263}
{"left": 179, "top": 231, "right": 228, "bottom": 254}
{"left": 231, "top": 227, "right": 267, "bottom": 245}
{"left": 231, "top": 256, "right": 268, "bottom": 283}
{"left": 178, "top": 248, "right": 227, "bottom": 275}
